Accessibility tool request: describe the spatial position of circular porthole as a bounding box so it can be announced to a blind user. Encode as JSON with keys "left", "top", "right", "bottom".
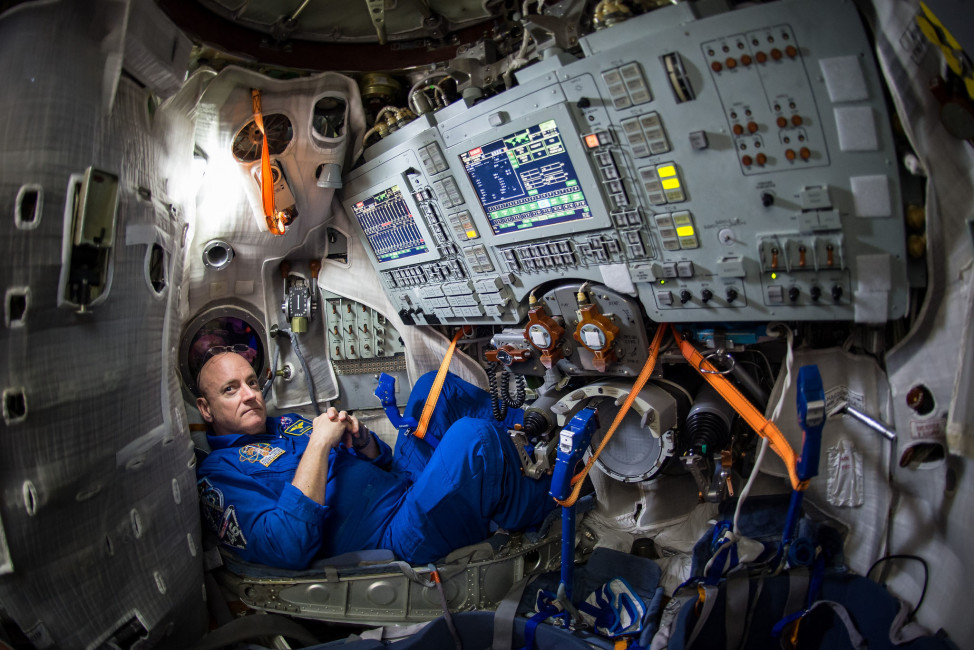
{"left": 231, "top": 113, "right": 293, "bottom": 162}
{"left": 178, "top": 301, "right": 267, "bottom": 398}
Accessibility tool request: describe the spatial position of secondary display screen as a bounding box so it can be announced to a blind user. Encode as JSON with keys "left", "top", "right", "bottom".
{"left": 460, "top": 120, "right": 593, "bottom": 235}
{"left": 350, "top": 184, "right": 429, "bottom": 264}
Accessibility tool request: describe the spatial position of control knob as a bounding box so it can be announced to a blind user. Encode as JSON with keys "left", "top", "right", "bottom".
{"left": 831, "top": 285, "right": 843, "bottom": 302}
{"left": 701, "top": 289, "right": 713, "bottom": 303}
{"left": 810, "top": 286, "right": 822, "bottom": 302}
{"left": 725, "top": 288, "right": 738, "bottom": 303}
{"left": 680, "top": 290, "right": 692, "bottom": 304}
{"left": 788, "top": 287, "right": 800, "bottom": 302}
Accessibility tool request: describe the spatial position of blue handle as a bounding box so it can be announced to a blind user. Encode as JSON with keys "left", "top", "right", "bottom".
{"left": 549, "top": 407, "right": 599, "bottom": 501}
{"left": 374, "top": 373, "right": 418, "bottom": 436}
{"left": 796, "top": 365, "right": 826, "bottom": 482}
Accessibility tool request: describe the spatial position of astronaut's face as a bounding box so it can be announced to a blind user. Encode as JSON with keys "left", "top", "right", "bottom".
{"left": 196, "top": 352, "right": 267, "bottom": 436}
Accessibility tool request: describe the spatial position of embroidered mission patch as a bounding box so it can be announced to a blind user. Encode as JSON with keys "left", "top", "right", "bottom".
{"left": 239, "top": 443, "right": 286, "bottom": 466}
{"left": 283, "top": 419, "right": 312, "bottom": 436}
{"left": 279, "top": 415, "right": 295, "bottom": 428}
{"left": 198, "top": 478, "right": 225, "bottom": 534}
{"left": 219, "top": 505, "right": 247, "bottom": 549}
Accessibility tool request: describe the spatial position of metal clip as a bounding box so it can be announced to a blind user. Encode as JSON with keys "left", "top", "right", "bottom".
{"left": 699, "top": 348, "right": 736, "bottom": 375}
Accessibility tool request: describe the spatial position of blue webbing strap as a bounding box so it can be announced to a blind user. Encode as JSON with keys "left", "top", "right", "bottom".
{"left": 522, "top": 605, "right": 566, "bottom": 650}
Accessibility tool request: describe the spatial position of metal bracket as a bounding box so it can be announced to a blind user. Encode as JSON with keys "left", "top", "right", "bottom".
{"left": 365, "top": 0, "right": 387, "bottom": 44}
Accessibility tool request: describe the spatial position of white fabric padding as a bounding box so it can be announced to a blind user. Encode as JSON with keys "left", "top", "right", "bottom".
{"left": 763, "top": 348, "right": 892, "bottom": 574}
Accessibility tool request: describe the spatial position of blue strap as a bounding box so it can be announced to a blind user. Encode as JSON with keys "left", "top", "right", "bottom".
{"left": 522, "top": 605, "right": 565, "bottom": 650}
{"left": 578, "top": 587, "right": 619, "bottom": 636}
{"left": 374, "top": 373, "right": 418, "bottom": 436}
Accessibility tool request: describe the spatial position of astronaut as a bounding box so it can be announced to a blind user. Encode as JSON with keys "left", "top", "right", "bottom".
{"left": 195, "top": 350, "right": 553, "bottom": 569}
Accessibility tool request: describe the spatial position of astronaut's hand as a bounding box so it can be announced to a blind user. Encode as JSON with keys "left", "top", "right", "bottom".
{"left": 310, "top": 411, "right": 346, "bottom": 451}
{"left": 324, "top": 407, "right": 378, "bottom": 458}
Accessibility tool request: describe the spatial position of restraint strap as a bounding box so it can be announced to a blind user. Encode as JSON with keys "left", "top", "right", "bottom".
{"left": 686, "top": 584, "right": 719, "bottom": 649}
{"left": 797, "top": 601, "right": 867, "bottom": 650}
{"left": 669, "top": 325, "right": 806, "bottom": 491}
{"left": 554, "top": 325, "right": 668, "bottom": 507}
{"left": 414, "top": 327, "right": 469, "bottom": 441}
{"left": 740, "top": 576, "right": 765, "bottom": 650}
{"left": 492, "top": 576, "right": 532, "bottom": 650}
{"left": 771, "top": 567, "right": 810, "bottom": 644}
{"left": 724, "top": 566, "right": 750, "bottom": 650}
{"left": 250, "top": 89, "right": 282, "bottom": 235}
{"left": 429, "top": 564, "right": 463, "bottom": 650}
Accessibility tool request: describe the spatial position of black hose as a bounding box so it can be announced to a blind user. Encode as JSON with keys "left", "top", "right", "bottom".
{"left": 487, "top": 362, "right": 508, "bottom": 421}
{"left": 499, "top": 367, "right": 526, "bottom": 409}
{"left": 290, "top": 330, "right": 321, "bottom": 416}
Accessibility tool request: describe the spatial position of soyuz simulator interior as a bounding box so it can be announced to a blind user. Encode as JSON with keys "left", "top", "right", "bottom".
{"left": 1, "top": 0, "right": 974, "bottom": 648}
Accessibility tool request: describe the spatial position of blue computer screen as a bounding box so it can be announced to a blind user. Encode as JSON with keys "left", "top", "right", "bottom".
{"left": 459, "top": 120, "right": 592, "bottom": 235}
{"left": 350, "top": 185, "right": 428, "bottom": 264}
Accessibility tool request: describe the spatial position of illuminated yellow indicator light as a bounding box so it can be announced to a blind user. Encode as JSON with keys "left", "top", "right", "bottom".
{"left": 661, "top": 178, "right": 681, "bottom": 190}
{"left": 676, "top": 225, "right": 695, "bottom": 237}
{"left": 657, "top": 165, "right": 678, "bottom": 178}
{"left": 771, "top": 272, "right": 778, "bottom": 279}
{"left": 584, "top": 134, "right": 600, "bottom": 149}
{"left": 466, "top": 229, "right": 478, "bottom": 238}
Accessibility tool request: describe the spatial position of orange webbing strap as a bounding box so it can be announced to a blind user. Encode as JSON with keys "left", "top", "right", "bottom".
{"left": 554, "top": 325, "right": 668, "bottom": 508}
{"left": 669, "top": 325, "right": 807, "bottom": 492}
{"left": 251, "top": 89, "right": 282, "bottom": 234}
{"left": 413, "top": 327, "right": 469, "bottom": 440}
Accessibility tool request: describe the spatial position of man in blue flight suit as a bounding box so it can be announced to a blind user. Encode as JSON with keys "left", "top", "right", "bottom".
{"left": 195, "top": 350, "right": 553, "bottom": 570}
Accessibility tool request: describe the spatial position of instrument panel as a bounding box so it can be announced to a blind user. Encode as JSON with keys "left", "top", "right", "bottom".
{"left": 342, "top": 0, "right": 908, "bottom": 325}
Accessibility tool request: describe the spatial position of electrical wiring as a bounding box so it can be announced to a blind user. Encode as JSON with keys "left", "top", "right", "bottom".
{"left": 408, "top": 72, "right": 452, "bottom": 114}
{"left": 732, "top": 322, "right": 794, "bottom": 538}
{"left": 867, "top": 554, "right": 929, "bottom": 617}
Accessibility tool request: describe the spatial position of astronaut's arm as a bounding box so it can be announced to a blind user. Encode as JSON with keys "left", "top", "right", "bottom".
{"left": 201, "top": 464, "right": 328, "bottom": 570}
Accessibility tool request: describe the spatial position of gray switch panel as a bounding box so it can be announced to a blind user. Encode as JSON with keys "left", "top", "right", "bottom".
{"left": 342, "top": 0, "right": 907, "bottom": 323}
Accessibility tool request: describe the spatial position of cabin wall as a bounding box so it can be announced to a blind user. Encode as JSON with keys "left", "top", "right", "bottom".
{"left": 0, "top": 1, "right": 205, "bottom": 647}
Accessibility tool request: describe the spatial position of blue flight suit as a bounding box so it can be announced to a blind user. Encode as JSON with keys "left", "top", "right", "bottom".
{"left": 197, "top": 372, "right": 554, "bottom": 569}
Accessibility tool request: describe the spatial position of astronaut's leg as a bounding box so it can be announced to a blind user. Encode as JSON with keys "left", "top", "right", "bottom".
{"left": 392, "top": 372, "right": 523, "bottom": 481}
{"left": 381, "top": 417, "right": 554, "bottom": 564}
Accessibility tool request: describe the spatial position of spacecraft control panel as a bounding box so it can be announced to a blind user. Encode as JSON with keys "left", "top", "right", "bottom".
{"left": 342, "top": 0, "right": 908, "bottom": 325}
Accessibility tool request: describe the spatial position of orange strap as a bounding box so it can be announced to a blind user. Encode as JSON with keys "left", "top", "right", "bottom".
{"left": 414, "top": 327, "right": 469, "bottom": 440}
{"left": 251, "top": 89, "right": 284, "bottom": 234}
{"left": 554, "top": 325, "right": 668, "bottom": 507}
{"left": 669, "top": 325, "right": 806, "bottom": 491}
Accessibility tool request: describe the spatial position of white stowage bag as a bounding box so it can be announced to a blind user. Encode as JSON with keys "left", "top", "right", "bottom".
{"left": 827, "top": 439, "right": 864, "bottom": 507}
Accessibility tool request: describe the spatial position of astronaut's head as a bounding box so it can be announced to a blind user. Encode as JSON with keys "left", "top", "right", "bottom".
{"left": 195, "top": 351, "right": 267, "bottom": 436}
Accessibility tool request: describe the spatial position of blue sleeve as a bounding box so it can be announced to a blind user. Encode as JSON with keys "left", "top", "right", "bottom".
{"left": 200, "top": 455, "right": 329, "bottom": 570}
{"left": 352, "top": 431, "right": 393, "bottom": 467}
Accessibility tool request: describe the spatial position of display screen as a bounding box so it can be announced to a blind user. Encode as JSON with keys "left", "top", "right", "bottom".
{"left": 350, "top": 184, "right": 429, "bottom": 264}
{"left": 460, "top": 120, "right": 593, "bottom": 235}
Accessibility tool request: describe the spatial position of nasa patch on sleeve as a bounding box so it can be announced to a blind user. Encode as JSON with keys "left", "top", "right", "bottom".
{"left": 219, "top": 505, "right": 247, "bottom": 550}
{"left": 198, "top": 478, "right": 225, "bottom": 534}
